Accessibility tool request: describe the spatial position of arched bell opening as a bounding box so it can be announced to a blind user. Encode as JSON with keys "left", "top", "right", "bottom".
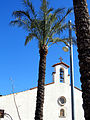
{"left": 60, "top": 68, "right": 64, "bottom": 83}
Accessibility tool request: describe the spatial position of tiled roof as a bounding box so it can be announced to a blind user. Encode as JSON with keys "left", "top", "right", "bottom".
{"left": 52, "top": 62, "right": 69, "bottom": 68}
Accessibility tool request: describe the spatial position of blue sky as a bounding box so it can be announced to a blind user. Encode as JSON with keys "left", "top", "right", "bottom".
{"left": 0, "top": 0, "right": 90, "bottom": 95}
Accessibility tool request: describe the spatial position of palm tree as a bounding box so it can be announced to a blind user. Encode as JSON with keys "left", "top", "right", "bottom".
{"left": 73, "top": 0, "right": 90, "bottom": 119}
{"left": 10, "top": 0, "right": 72, "bottom": 119}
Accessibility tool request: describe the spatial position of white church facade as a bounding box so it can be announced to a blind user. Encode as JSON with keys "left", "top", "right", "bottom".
{"left": 0, "top": 61, "right": 85, "bottom": 120}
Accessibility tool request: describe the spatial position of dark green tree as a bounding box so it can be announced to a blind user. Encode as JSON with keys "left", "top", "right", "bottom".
{"left": 73, "top": 0, "right": 90, "bottom": 119}
{"left": 10, "top": 0, "right": 72, "bottom": 119}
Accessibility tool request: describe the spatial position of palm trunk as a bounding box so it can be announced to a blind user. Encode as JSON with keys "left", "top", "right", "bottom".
{"left": 73, "top": 0, "right": 90, "bottom": 119}
{"left": 35, "top": 45, "right": 48, "bottom": 120}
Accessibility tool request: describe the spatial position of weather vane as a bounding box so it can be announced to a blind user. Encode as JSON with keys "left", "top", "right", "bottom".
{"left": 59, "top": 57, "right": 63, "bottom": 62}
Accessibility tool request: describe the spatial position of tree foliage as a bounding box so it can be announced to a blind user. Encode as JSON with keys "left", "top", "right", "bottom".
{"left": 10, "top": 0, "right": 72, "bottom": 48}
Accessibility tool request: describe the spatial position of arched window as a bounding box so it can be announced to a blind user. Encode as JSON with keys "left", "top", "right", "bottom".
{"left": 60, "top": 68, "right": 64, "bottom": 83}
{"left": 60, "top": 109, "right": 65, "bottom": 117}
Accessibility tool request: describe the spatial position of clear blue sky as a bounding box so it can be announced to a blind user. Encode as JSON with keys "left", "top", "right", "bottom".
{"left": 0, "top": 0, "right": 90, "bottom": 95}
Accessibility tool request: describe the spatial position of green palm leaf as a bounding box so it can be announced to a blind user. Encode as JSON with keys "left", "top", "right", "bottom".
{"left": 10, "top": 0, "right": 73, "bottom": 47}
{"left": 23, "top": 0, "right": 37, "bottom": 18}
{"left": 46, "top": 8, "right": 53, "bottom": 15}
{"left": 25, "top": 33, "right": 37, "bottom": 45}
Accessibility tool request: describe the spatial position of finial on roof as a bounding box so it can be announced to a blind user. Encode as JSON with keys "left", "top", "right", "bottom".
{"left": 59, "top": 57, "right": 63, "bottom": 62}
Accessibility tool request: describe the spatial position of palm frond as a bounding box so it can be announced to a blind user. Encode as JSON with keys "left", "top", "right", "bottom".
{"left": 10, "top": 18, "right": 31, "bottom": 31}
{"left": 40, "top": 0, "right": 47, "bottom": 13}
{"left": 48, "top": 37, "right": 68, "bottom": 47}
{"left": 12, "top": 10, "right": 32, "bottom": 21}
{"left": 54, "top": 8, "right": 65, "bottom": 15}
{"left": 22, "top": 1, "right": 42, "bottom": 37}
{"left": 11, "top": 9, "right": 43, "bottom": 35}
{"left": 23, "top": 0, "right": 37, "bottom": 18}
{"left": 10, "top": 19, "right": 26, "bottom": 27}
{"left": 45, "top": 8, "right": 67, "bottom": 39}
{"left": 46, "top": 8, "right": 53, "bottom": 15}
{"left": 48, "top": 8, "right": 65, "bottom": 25}
{"left": 47, "top": 8, "right": 72, "bottom": 37}
{"left": 60, "top": 8, "right": 73, "bottom": 23}
{"left": 25, "top": 33, "right": 37, "bottom": 45}
{"left": 56, "top": 23, "right": 68, "bottom": 34}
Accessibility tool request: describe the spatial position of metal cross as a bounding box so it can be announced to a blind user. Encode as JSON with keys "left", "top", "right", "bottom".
{"left": 59, "top": 57, "right": 63, "bottom": 62}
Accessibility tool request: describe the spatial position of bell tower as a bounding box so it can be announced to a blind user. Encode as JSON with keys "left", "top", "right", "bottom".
{"left": 52, "top": 57, "right": 70, "bottom": 85}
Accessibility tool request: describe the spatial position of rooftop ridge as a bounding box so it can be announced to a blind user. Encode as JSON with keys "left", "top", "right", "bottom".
{"left": 52, "top": 61, "right": 69, "bottom": 68}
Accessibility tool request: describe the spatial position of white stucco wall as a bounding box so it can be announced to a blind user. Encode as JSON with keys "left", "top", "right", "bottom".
{"left": 0, "top": 63, "right": 85, "bottom": 120}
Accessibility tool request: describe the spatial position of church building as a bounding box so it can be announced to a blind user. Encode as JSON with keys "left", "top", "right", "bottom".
{"left": 0, "top": 60, "right": 85, "bottom": 120}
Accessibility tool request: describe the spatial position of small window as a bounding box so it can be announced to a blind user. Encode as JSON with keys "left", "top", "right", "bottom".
{"left": 60, "top": 68, "right": 64, "bottom": 83}
{"left": 57, "top": 96, "right": 66, "bottom": 106}
{"left": 60, "top": 109, "right": 65, "bottom": 117}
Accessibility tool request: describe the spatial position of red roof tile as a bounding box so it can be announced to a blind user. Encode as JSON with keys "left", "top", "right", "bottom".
{"left": 52, "top": 62, "right": 69, "bottom": 68}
